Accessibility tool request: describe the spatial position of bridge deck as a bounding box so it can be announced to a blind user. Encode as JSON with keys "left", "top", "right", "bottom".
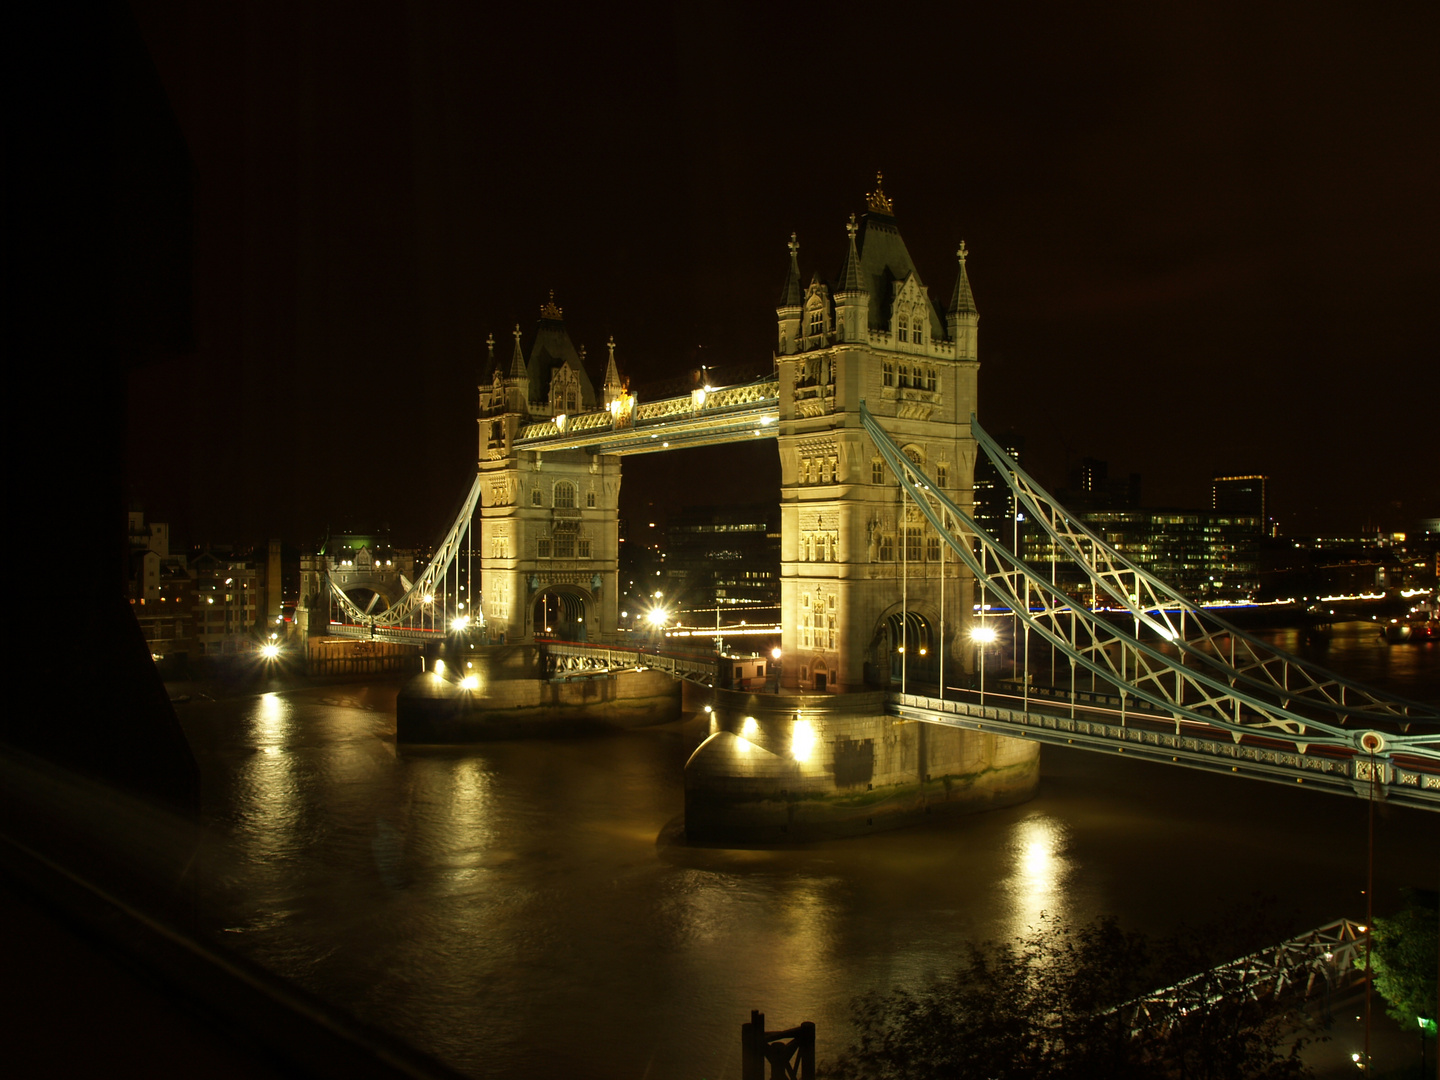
{"left": 889, "top": 690, "right": 1438, "bottom": 810}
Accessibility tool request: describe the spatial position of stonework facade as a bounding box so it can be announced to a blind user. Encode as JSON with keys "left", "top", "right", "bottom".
{"left": 477, "top": 298, "right": 623, "bottom": 643}
{"left": 774, "top": 177, "right": 981, "bottom": 692}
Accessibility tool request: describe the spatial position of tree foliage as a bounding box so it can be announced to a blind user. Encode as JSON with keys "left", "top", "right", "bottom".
{"left": 1369, "top": 888, "right": 1439, "bottom": 1034}
{"left": 828, "top": 914, "right": 1316, "bottom": 1080}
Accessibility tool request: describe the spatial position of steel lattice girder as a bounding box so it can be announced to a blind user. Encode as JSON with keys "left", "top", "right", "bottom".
{"left": 858, "top": 403, "right": 1438, "bottom": 762}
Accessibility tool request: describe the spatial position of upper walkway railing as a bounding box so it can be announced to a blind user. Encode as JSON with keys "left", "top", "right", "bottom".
{"left": 513, "top": 376, "right": 780, "bottom": 456}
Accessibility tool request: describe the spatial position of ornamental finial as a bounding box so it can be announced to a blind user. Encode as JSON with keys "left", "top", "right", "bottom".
{"left": 846, "top": 212, "right": 858, "bottom": 241}
{"left": 607, "top": 334, "right": 616, "bottom": 362}
{"left": 788, "top": 232, "right": 799, "bottom": 259}
{"left": 866, "top": 171, "right": 893, "bottom": 215}
{"left": 958, "top": 240, "right": 968, "bottom": 263}
{"left": 540, "top": 290, "right": 563, "bottom": 320}
{"left": 486, "top": 332, "right": 494, "bottom": 357}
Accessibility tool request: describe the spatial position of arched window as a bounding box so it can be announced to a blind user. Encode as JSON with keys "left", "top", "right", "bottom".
{"left": 554, "top": 482, "right": 576, "bottom": 509}
{"left": 897, "top": 316, "right": 909, "bottom": 343}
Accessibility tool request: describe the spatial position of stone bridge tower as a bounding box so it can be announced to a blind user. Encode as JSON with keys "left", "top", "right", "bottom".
{"left": 776, "top": 176, "right": 980, "bottom": 692}
{"left": 477, "top": 295, "right": 623, "bottom": 643}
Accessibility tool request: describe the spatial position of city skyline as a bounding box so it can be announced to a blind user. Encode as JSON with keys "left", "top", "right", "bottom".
{"left": 122, "top": 2, "right": 1438, "bottom": 546}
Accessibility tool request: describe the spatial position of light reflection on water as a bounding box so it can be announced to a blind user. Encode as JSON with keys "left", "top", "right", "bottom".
{"left": 177, "top": 648, "right": 1435, "bottom": 1079}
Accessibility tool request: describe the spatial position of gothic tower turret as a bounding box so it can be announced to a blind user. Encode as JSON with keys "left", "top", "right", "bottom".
{"left": 776, "top": 233, "right": 803, "bottom": 356}
{"left": 946, "top": 241, "right": 979, "bottom": 361}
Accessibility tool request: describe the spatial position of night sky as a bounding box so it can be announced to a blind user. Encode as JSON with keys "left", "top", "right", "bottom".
{"left": 121, "top": 1, "right": 1438, "bottom": 549}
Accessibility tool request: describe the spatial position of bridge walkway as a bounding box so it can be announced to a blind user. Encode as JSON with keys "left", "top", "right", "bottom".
{"left": 889, "top": 688, "right": 1439, "bottom": 811}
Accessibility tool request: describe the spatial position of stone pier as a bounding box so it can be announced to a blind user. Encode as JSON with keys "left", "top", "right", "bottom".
{"left": 684, "top": 688, "right": 1038, "bottom": 843}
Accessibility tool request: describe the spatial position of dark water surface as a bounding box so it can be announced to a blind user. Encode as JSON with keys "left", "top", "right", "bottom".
{"left": 175, "top": 626, "right": 1437, "bottom": 1079}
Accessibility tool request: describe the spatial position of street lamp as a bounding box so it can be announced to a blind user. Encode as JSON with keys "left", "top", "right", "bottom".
{"left": 971, "top": 624, "right": 997, "bottom": 703}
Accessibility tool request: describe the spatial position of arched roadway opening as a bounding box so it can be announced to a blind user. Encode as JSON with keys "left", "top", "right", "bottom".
{"left": 533, "top": 585, "right": 593, "bottom": 642}
{"left": 873, "top": 606, "right": 939, "bottom": 688}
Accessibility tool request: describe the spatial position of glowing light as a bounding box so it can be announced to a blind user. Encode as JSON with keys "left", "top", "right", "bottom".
{"left": 647, "top": 607, "right": 669, "bottom": 627}
{"left": 771, "top": 647, "right": 782, "bottom": 661}
{"left": 423, "top": 593, "right": 434, "bottom": 604}
{"left": 741, "top": 716, "right": 758, "bottom": 738}
{"left": 451, "top": 615, "right": 470, "bottom": 631}
{"left": 434, "top": 659, "right": 446, "bottom": 676}
{"left": 971, "top": 625, "right": 997, "bottom": 644}
{"left": 791, "top": 718, "right": 816, "bottom": 762}
{"left": 460, "top": 675, "right": 479, "bottom": 690}
{"left": 261, "top": 643, "right": 280, "bottom": 659}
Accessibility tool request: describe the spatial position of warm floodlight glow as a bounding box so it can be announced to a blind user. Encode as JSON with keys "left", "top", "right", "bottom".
{"left": 771, "top": 647, "right": 782, "bottom": 661}
{"left": 791, "top": 719, "right": 816, "bottom": 762}
{"left": 971, "top": 625, "right": 998, "bottom": 644}
{"left": 434, "top": 659, "right": 446, "bottom": 677}
{"left": 460, "top": 675, "right": 479, "bottom": 691}
{"left": 423, "top": 593, "right": 434, "bottom": 604}
{"left": 741, "top": 716, "right": 758, "bottom": 738}
{"left": 647, "top": 607, "right": 669, "bottom": 627}
{"left": 451, "top": 615, "right": 470, "bottom": 631}
{"left": 261, "top": 643, "right": 280, "bottom": 659}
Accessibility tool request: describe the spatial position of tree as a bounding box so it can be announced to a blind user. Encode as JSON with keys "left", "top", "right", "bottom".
{"left": 1369, "top": 888, "right": 1439, "bottom": 1035}
{"left": 827, "top": 914, "right": 1316, "bottom": 1080}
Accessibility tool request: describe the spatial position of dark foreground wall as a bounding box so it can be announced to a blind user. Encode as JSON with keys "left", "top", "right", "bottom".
{"left": 684, "top": 689, "right": 1039, "bottom": 843}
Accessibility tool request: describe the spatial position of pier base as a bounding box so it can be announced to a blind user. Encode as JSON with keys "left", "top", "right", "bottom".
{"left": 396, "top": 645, "right": 681, "bottom": 742}
{"left": 684, "top": 688, "right": 1038, "bottom": 843}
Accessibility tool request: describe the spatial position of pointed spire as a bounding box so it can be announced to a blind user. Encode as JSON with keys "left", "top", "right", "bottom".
{"left": 778, "top": 232, "right": 803, "bottom": 308}
{"left": 838, "top": 213, "right": 866, "bottom": 294}
{"left": 948, "top": 240, "right": 977, "bottom": 316}
{"left": 603, "top": 334, "right": 623, "bottom": 405}
{"left": 540, "top": 290, "right": 563, "bottom": 321}
{"left": 508, "top": 323, "right": 528, "bottom": 379}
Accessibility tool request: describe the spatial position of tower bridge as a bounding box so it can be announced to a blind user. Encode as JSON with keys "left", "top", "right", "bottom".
{"left": 308, "top": 176, "right": 1437, "bottom": 831}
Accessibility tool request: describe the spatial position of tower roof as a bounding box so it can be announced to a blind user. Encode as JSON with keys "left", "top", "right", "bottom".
{"left": 524, "top": 292, "right": 597, "bottom": 408}
{"left": 855, "top": 174, "right": 944, "bottom": 339}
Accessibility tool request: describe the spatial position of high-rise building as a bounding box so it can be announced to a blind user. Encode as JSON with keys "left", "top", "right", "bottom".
{"left": 1212, "top": 474, "right": 1268, "bottom": 532}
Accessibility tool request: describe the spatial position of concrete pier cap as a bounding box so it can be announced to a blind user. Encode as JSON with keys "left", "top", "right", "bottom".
{"left": 683, "top": 687, "right": 1039, "bottom": 844}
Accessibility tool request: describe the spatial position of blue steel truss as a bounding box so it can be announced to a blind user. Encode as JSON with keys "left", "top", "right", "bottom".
{"left": 859, "top": 404, "right": 1439, "bottom": 768}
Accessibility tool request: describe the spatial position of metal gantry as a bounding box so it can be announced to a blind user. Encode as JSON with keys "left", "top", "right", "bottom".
{"left": 860, "top": 404, "right": 1439, "bottom": 797}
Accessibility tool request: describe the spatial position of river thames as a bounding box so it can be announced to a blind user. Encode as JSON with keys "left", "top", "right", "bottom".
{"left": 172, "top": 622, "right": 1435, "bottom": 1078}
